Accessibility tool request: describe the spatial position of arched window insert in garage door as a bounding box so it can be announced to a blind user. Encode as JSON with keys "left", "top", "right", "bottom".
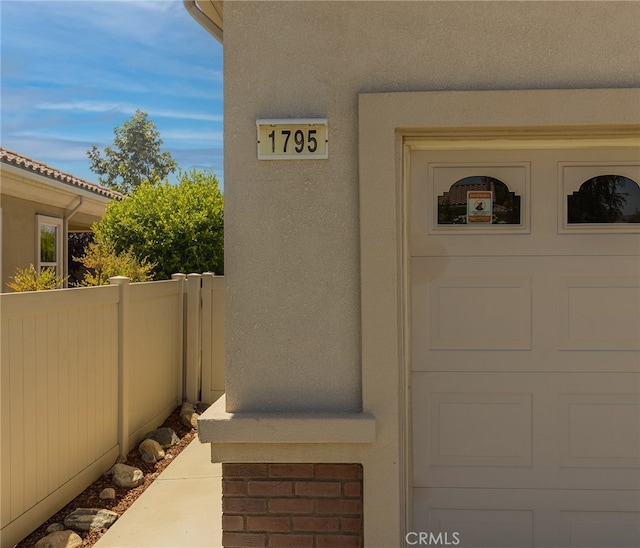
{"left": 426, "top": 162, "right": 530, "bottom": 235}
{"left": 559, "top": 163, "right": 640, "bottom": 233}
{"left": 567, "top": 175, "right": 640, "bottom": 224}
{"left": 437, "top": 176, "right": 521, "bottom": 225}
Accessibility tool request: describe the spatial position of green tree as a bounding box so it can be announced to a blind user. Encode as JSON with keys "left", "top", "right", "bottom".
{"left": 568, "top": 175, "right": 628, "bottom": 223}
{"left": 94, "top": 169, "right": 224, "bottom": 280}
{"left": 87, "top": 109, "right": 177, "bottom": 194}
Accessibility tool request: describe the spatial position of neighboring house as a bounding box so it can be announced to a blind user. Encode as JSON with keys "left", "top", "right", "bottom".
{"left": 185, "top": 2, "right": 640, "bottom": 547}
{"left": 0, "top": 147, "right": 122, "bottom": 290}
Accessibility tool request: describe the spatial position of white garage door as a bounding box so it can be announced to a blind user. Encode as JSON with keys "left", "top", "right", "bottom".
{"left": 409, "top": 145, "right": 640, "bottom": 548}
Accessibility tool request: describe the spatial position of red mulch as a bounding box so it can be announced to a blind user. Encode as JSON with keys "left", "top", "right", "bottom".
{"left": 15, "top": 406, "right": 197, "bottom": 547}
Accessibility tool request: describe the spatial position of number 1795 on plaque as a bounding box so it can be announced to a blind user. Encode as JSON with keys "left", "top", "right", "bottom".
{"left": 257, "top": 119, "right": 328, "bottom": 160}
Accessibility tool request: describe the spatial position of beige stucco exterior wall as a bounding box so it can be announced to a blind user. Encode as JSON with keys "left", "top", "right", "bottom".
{"left": 2, "top": 195, "right": 40, "bottom": 288}
{"left": 202, "top": 2, "right": 640, "bottom": 546}
{"left": 222, "top": 0, "right": 640, "bottom": 412}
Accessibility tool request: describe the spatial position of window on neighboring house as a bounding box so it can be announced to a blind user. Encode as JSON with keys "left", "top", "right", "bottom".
{"left": 36, "top": 215, "right": 63, "bottom": 275}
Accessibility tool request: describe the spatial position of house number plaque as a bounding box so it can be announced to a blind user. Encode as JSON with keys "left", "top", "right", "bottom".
{"left": 257, "top": 119, "right": 328, "bottom": 160}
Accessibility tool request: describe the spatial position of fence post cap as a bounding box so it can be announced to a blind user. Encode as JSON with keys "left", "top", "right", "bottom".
{"left": 109, "top": 276, "right": 131, "bottom": 285}
{"left": 186, "top": 273, "right": 202, "bottom": 279}
{"left": 171, "top": 273, "right": 187, "bottom": 280}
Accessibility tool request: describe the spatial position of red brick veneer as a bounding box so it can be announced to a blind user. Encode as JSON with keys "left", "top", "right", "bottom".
{"left": 222, "top": 463, "right": 363, "bottom": 547}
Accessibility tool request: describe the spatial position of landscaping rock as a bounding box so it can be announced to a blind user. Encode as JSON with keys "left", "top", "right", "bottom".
{"left": 111, "top": 463, "right": 144, "bottom": 488}
{"left": 99, "top": 487, "right": 116, "bottom": 500}
{"left": 180, "top": 402, "right": 199, "bottom": 429}
{"left": 35, "top": 530, "right": 82, "bottom": 548}
{"left": 141, "top": 451, "right": 157, "bottom": 463}
{"left": 63, "top": 508, "right": 118, "bottom": 532}
{"left": 139, "top": 438, "right": 165, "bottom": 460}
{"left": 45, "top": 523, "right": 65, "bottom": 534}
{"left": 143, "top": 427, "right": 179, "bottom": 448}
{"left": 195, "top": 402, "right": 210, "bottom": 415}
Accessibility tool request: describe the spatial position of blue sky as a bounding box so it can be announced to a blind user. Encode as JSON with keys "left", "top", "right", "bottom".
{"left": 0, "top": 0, "right": 223, "bottom": 186}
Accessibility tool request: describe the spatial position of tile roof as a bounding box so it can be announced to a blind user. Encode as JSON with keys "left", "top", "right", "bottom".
{"left": 438, "top": 182, "right": 496, "bottom": 206}
{"left": 0, "top": 147, "right": 124, "bottom": 201}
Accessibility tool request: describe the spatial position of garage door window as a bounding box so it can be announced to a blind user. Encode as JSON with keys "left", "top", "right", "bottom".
{"left": 438, "top": 176, "right": 521, "bottom": 225}
{"left": 567, "top": 175, "right": 640, "bottom": 224}
{"left": 559, "top": 163, "right": 640, "bottom": 233}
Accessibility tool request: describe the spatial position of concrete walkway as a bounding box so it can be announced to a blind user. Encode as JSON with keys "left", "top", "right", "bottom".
{"left": 95, "top": 438, "right": 222, "bottom": 547}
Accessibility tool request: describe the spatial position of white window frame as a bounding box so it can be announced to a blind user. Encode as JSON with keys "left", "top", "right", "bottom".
{"left": 36, "top": 214, "right": 63, "bottom": 276}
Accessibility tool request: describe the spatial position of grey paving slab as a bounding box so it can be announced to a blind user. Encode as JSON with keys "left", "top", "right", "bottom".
{"left": 95, "top": 439, "right": 222, "bottom": 547}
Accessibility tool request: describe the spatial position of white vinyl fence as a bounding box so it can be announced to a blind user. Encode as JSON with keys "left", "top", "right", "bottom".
{"left": 0, "top": 273, "right": 223, "bottom": 547}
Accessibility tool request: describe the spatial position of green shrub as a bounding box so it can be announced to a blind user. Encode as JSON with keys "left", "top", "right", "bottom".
{"left": 7, "top": 264, "right": 68, "bottom": 292}
{"left": 94, "top": 169, "right": 223, "bottom": 280}
{"left": 74, "top": 237, "right": 155, "bottom": 286}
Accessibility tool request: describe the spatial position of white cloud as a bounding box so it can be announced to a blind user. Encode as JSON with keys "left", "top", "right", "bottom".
{"left": 36, "top": 101, "right": 223, "bottom": 123}
{"left": 152, "top": 108, "right": 223, "bottom": 123}
{"left": 37, "top": 101, "right": 124, "bottom": 113}
{"left": 162, "top": 129, "right": 224, "bottom": 145}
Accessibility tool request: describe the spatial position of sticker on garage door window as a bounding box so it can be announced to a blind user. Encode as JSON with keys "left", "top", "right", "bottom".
{"left": 467, "top": 191, "right": 493, "bottom": 223}
{"left": 438, "top": 176, "right": 521, "bottom": 225}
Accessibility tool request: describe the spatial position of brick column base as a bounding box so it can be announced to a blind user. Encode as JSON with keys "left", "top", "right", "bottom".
{"left": 222, "top": 463, "right": 363, "bottom": 548}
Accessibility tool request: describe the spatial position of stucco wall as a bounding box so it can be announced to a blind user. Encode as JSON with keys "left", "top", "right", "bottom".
{"left": 1, "top": 195, "right": 63, "bottom": 290}
{"left": 222, "top": 0, "right": 640, "bottom": 413}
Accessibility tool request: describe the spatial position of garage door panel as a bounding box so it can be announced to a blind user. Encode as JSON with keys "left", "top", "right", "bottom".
{"left": 414, "top": 488, "right": 536, "bottom": 548}
{"left": 560, "top": 394, "right": 640, "bottom": 468}
{"left": 412, "top": 256, "right": 640, "bottom": 372}
{"left": 559, "top": 510, "right": 640, "bottom": 548}
{"left": 411, "top": 234, "right": 640, "bottom": 259}
{"left": 414, "top": 488, "right": 640, "bottom": 548}
{"left": 424, "top": 392, "right": 532, "bottom": 468}
{"left": 427, "top": 276, "right": 531, "bottom": 350}
{"left": 560, "top": 278, "right": 640, "bottom": 350}
{"left": 412, "top": 256, "right": 640, "bottom": 279}
{"left": 413, "top": 372, "right": 640, "bottom": 490}
{"left": 409, "top": 149, "right": 640, "bottom": 258}
{"left": 413, "top": 350, "right": 640, "bottom": 373}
